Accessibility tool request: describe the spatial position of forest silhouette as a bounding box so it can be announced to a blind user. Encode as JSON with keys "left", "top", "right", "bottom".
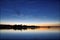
{"left": 0, "top": 24, "right": 40, "bottom": 30}
{"left": 0, "top": 24, "right": 60, "bottom": 30}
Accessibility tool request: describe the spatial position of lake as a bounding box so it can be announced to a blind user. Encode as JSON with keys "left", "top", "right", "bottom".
{"left": 0, "top": 28, "right": 60, "bottom": 40}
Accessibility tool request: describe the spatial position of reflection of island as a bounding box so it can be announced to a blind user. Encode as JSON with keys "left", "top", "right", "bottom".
{"left": 0, "top": 24, "right": 60, "bottom": 30}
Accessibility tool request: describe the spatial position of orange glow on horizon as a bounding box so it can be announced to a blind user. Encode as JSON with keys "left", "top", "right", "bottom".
{"left": 0, "top": 22, "right": 60, "bottom": 26}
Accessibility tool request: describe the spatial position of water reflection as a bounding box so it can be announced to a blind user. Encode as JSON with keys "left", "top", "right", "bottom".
{"left": 0, "top": 28, "right": 60, "bottom": 40}
{"left": 0, "top": 28, "right": 60, "bottom": 33}
{"left": 0, "top": 25, "right": 60, "bottom": 40}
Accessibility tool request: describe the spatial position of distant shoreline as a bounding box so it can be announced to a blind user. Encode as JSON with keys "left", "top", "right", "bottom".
{"left": 0, "top": 24, "right": 60, "bottom": 30}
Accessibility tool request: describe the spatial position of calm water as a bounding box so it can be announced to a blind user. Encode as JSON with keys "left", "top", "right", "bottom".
{"left": 0, "top": 28, "right": 60, "bottom": 40}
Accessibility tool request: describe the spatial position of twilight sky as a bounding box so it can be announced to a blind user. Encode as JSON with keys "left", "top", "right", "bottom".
{"left": 0, "top": 0, "right": 60, "bottom": 26}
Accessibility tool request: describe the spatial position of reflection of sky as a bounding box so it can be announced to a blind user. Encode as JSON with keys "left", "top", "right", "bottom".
{"left": 0, "top": 0, "right": 60, "bottom": 26}
{"left": 0, "top": 28, "right": 60, "bottom": 33}
{"left": 0, "top": 29, "right": 60, "bottom": 39}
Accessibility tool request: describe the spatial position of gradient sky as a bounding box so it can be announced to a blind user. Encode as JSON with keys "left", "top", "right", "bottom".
{"left": 0, "top": 0, "right": 60, "bottom": 26}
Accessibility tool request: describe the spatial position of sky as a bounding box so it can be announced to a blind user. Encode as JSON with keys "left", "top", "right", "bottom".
{"left": 0, "top": 0, "right": 60, "bottom": 26}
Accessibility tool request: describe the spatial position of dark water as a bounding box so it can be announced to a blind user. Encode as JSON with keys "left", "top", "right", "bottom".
{"left": 0, "top": 28, "right": 60, "bottom": 40}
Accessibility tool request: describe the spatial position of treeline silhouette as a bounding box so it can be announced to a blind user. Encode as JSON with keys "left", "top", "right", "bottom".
{"left": 0, "top": 24, "right": 40, "bottom": 30}
{"left": 0, "top": 24, "right": 60, "bottom": 30}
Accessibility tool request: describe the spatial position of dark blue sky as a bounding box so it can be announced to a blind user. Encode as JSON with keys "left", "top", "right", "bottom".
{"left": 0, "top": 0, "right": 60, "bottom": 25}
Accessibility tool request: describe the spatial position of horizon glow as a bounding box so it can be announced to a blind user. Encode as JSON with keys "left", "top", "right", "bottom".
{"left": 0, "top": 0, "right": 60, "bottom": 26}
